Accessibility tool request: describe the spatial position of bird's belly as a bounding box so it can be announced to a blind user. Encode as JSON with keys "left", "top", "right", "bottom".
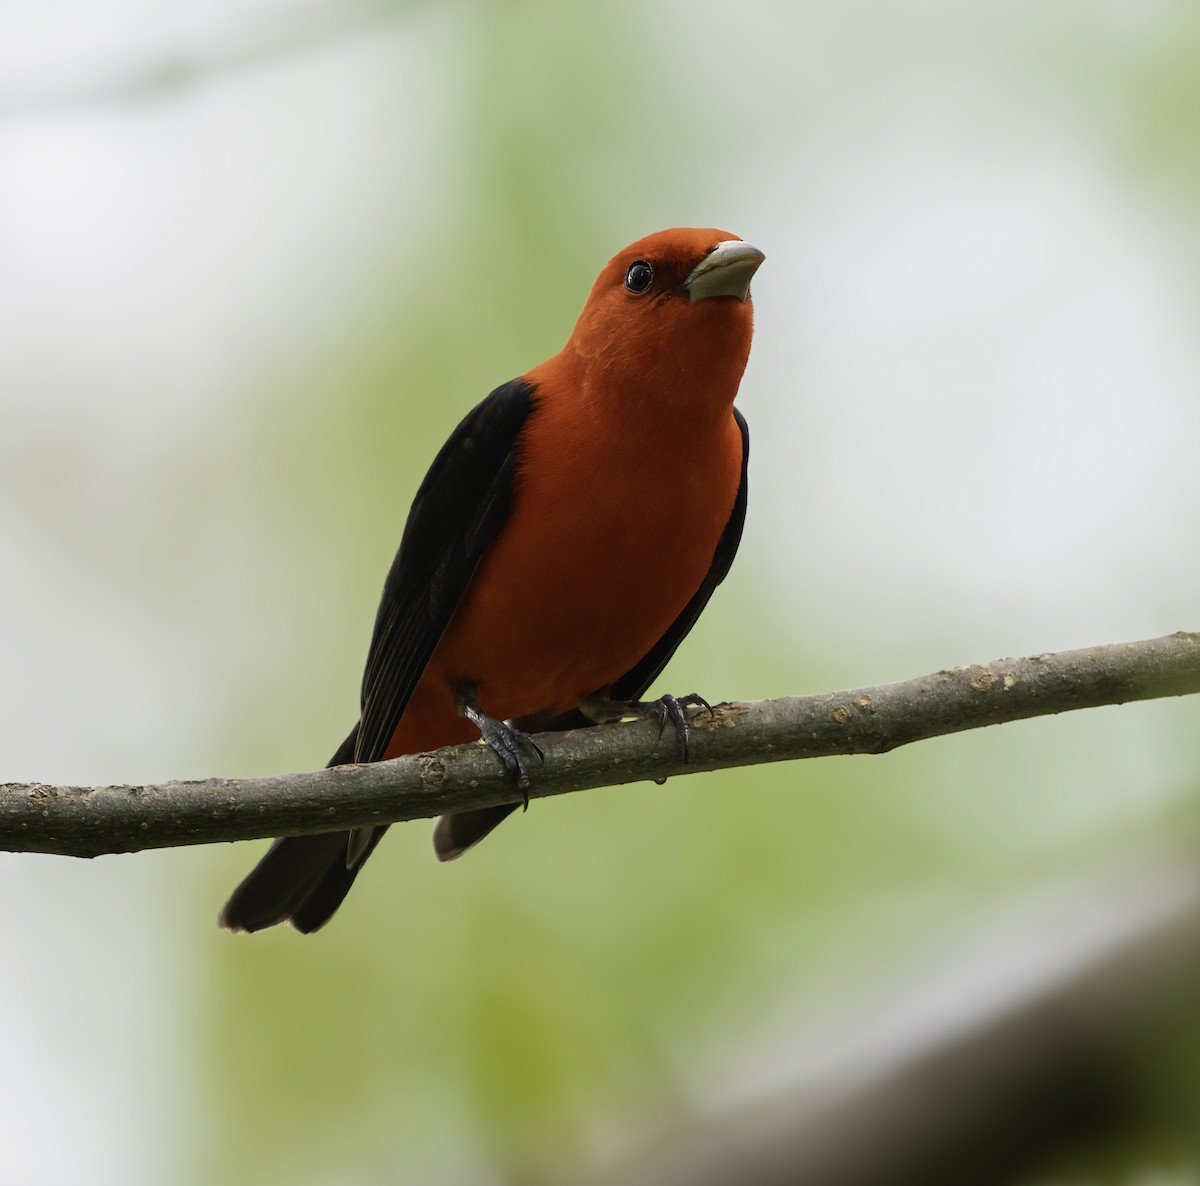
{"left": 431, "top": 419, "right": 742, "bottom": 720}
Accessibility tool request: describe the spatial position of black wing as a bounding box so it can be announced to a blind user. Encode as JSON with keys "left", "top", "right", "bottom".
{"left": 218, "top": 380, "right": 535, "bottom": 932}
{"left": 609, "top": 406, "right": 749, "bottom": 701}
{"left": 353, "top": 378, "right": 536, "bottom": 763}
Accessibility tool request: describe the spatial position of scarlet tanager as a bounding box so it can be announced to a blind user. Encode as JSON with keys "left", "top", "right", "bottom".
{"left": 220, "top": 227, "right": 764, "bottom": 932}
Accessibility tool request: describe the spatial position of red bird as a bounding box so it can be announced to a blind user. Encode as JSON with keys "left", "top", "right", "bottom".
{"left": 220, "top": 227, "right": 764, "bottom": 932}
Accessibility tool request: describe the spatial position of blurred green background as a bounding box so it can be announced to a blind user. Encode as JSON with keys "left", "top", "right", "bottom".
{"left": 2, "top": 2, "right": 1200, "bottom": 1183}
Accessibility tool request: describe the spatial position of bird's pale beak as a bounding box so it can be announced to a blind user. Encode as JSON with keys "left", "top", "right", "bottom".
{"left": 684, "top": 240, "right": 765, "bottom": 303}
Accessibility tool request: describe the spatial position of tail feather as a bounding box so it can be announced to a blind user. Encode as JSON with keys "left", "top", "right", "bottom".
{"left": 219, "top": 725, "right": 384, "bottom": 933}
{"left": 432, "top": 803, "right": 519, "bottom": 861}
{"left": 218, "top": 831, "right": 357, "bottom": 933}
{"left": 220, "top": 717, "right": 532, "bottom": 931}
{"left": 290, "top": 825, "right": 387, "bottom": 932}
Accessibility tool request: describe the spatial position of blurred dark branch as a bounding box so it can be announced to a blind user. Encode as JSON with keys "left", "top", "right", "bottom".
{"left": 1, "top": 631, "right": 1197, "bottom": 859}
{"left": 581, "top": 858, "right": 1200, "bottom": 1186}
{"left": 0, "top": 0, "right": 413, "bottom": 116}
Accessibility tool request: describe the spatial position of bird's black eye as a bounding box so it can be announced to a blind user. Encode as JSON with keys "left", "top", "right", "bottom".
{"left": 624, "top": 260, "right": 654, "bottom": 294}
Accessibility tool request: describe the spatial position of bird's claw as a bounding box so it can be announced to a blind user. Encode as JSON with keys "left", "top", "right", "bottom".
{"left": 461, "top": 691, "right": 543, "bottom": 808}
{"left": 649, "top": 692, "right": 711, "bottom": 762}
{"left": 484, "top": 720, "right": 543, "bottom": 807}
{"left": 577, "top": 688, "right": 712, "bottom": 764}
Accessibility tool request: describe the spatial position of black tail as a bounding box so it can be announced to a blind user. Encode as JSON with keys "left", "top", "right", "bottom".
{"left": 218, "top": 726, "right": 387, "bottom": 933}
{"left": 220, "top": 708, "right": 543, "bottom": 930}
{"left": 218, "top": 826, "right": 388, "bottom": 933}
{"left": 432, "top": 803, "right": 519, "bottom": 861}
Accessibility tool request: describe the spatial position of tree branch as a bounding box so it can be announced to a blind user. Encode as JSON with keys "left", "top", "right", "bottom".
{"left": 3, "top": 631, "right": 1197, "bottom": 859}
{"left": 581, "top": 856, "right": 1200, "bottom": 1186}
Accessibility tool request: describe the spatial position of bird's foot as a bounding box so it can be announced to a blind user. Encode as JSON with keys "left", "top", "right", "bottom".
{"left": 579, "top": 690, "right": 712, "bottom": 761}
{"left": 459, "top": 686, "right": 543, "bottom": 808}
{"left": 646, "top": 692, "right": 712, "bottom": 761}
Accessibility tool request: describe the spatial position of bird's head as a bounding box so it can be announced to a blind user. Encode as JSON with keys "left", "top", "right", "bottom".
{"left": 559, "top": 227, "right": 764, "bottom": 414}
